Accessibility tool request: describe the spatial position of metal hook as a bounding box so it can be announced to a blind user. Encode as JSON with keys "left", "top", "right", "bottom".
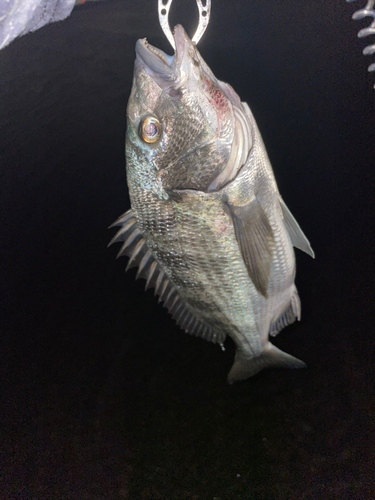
{"left": 158, "top": 0, "right": 211, "bottom": 50}
{"left": 347, "top": 0, "right": 375, "bottom": 88}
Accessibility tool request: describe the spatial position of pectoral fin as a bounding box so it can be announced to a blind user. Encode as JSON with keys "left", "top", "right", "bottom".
{"left": 280, "top": 198, "right": 315, "bottom": 258}
{"left": 227, "top": 197, "right": 274, "bottom": 297}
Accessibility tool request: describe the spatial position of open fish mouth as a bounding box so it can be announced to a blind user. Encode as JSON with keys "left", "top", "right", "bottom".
{"left": 135, "top": 24, "right": 190, "bottom": 81}
{"left": 136, "top": 38, "right": 175, "bottom": 75}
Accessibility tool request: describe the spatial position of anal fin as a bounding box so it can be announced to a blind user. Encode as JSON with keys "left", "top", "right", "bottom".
{"left": 227, "top": 343, "right": 306, "bottom": 384}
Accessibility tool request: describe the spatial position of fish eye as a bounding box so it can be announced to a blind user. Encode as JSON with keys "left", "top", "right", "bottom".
{"left": 139, "top": 115, "right": 161, "bottom": 143}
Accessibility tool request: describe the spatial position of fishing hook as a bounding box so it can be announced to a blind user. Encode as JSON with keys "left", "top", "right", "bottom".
{"left": 158, "top": 0, "right": 211, "bottom": 50}
{"left": 347, "top": 0, "right": 375, "bottom": 88}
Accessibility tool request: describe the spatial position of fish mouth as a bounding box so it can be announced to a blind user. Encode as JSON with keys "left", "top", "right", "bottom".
{"left": 135, "top": 38, "right": 175, "bottom": 76}
{"left": 135, "top": 25, "right": 189, "bottom": 83}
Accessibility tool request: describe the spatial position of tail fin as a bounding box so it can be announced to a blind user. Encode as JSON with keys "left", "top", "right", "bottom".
{"left": 227, "top": 343, "right": 306, "bottom": 384}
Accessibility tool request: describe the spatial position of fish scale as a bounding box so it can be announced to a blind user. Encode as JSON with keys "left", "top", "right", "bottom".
{"left": 130, "top": 182, "right": 264, "bottom": 353}
{"left": 111, "top": 25, "right": 314, "bottom": 382}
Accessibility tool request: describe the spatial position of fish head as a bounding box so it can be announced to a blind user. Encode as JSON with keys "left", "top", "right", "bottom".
{"left": 126, "top": 25, "right": 250, "bottom": 193}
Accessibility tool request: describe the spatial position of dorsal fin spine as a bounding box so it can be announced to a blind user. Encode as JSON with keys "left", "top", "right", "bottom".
{"left": 117, "top": 228, "right": 141, "bottom": 258}
{"left": 126, "top": 239, "right": 145, "bottom": 271}
{"left": 110, "top": 209, "right": 227, "bottom": 345}
{"left": 154, "top": 270, "right": 165, "bottom": 296}
{"left": 145, "top": 261, "right": 158, "bottom": 290}
{"left": 136, "top": 249, "right": 152, "bottom": 279}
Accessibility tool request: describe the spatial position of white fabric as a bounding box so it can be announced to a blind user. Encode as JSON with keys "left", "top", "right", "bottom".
{"left": 0, "top": 0, "right": 75, "bottom": 49}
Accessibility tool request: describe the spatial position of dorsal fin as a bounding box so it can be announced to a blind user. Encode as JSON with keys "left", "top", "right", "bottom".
{"left": 109, "top": 210, "right": 226, "bottom": 345}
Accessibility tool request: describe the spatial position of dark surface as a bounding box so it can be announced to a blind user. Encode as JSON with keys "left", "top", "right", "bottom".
{"left": 1, "top": 1, "right": 374, "bottom": 498}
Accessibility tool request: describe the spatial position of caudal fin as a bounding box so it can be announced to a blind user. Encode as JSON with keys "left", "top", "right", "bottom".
{"left": 227, "top": 343, "right": 306, "bottom": 384}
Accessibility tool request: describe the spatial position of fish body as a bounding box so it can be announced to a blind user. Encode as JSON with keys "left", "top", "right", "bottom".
{"left": 110, "top": 26, "right": 314, "bottom": 382}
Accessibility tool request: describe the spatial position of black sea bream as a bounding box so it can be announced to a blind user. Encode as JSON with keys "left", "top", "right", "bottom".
{"left": 110, "top": 25, "right": 314, "bottom": 383}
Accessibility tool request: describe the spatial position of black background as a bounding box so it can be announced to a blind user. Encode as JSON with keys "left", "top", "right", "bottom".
{"left": 1, "top": 1, "right": 374, "bottom": 498}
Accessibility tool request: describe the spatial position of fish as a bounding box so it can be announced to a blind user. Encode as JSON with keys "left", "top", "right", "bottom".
{"left": 109, "top": 25, "right": 314, "bottom": 383}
